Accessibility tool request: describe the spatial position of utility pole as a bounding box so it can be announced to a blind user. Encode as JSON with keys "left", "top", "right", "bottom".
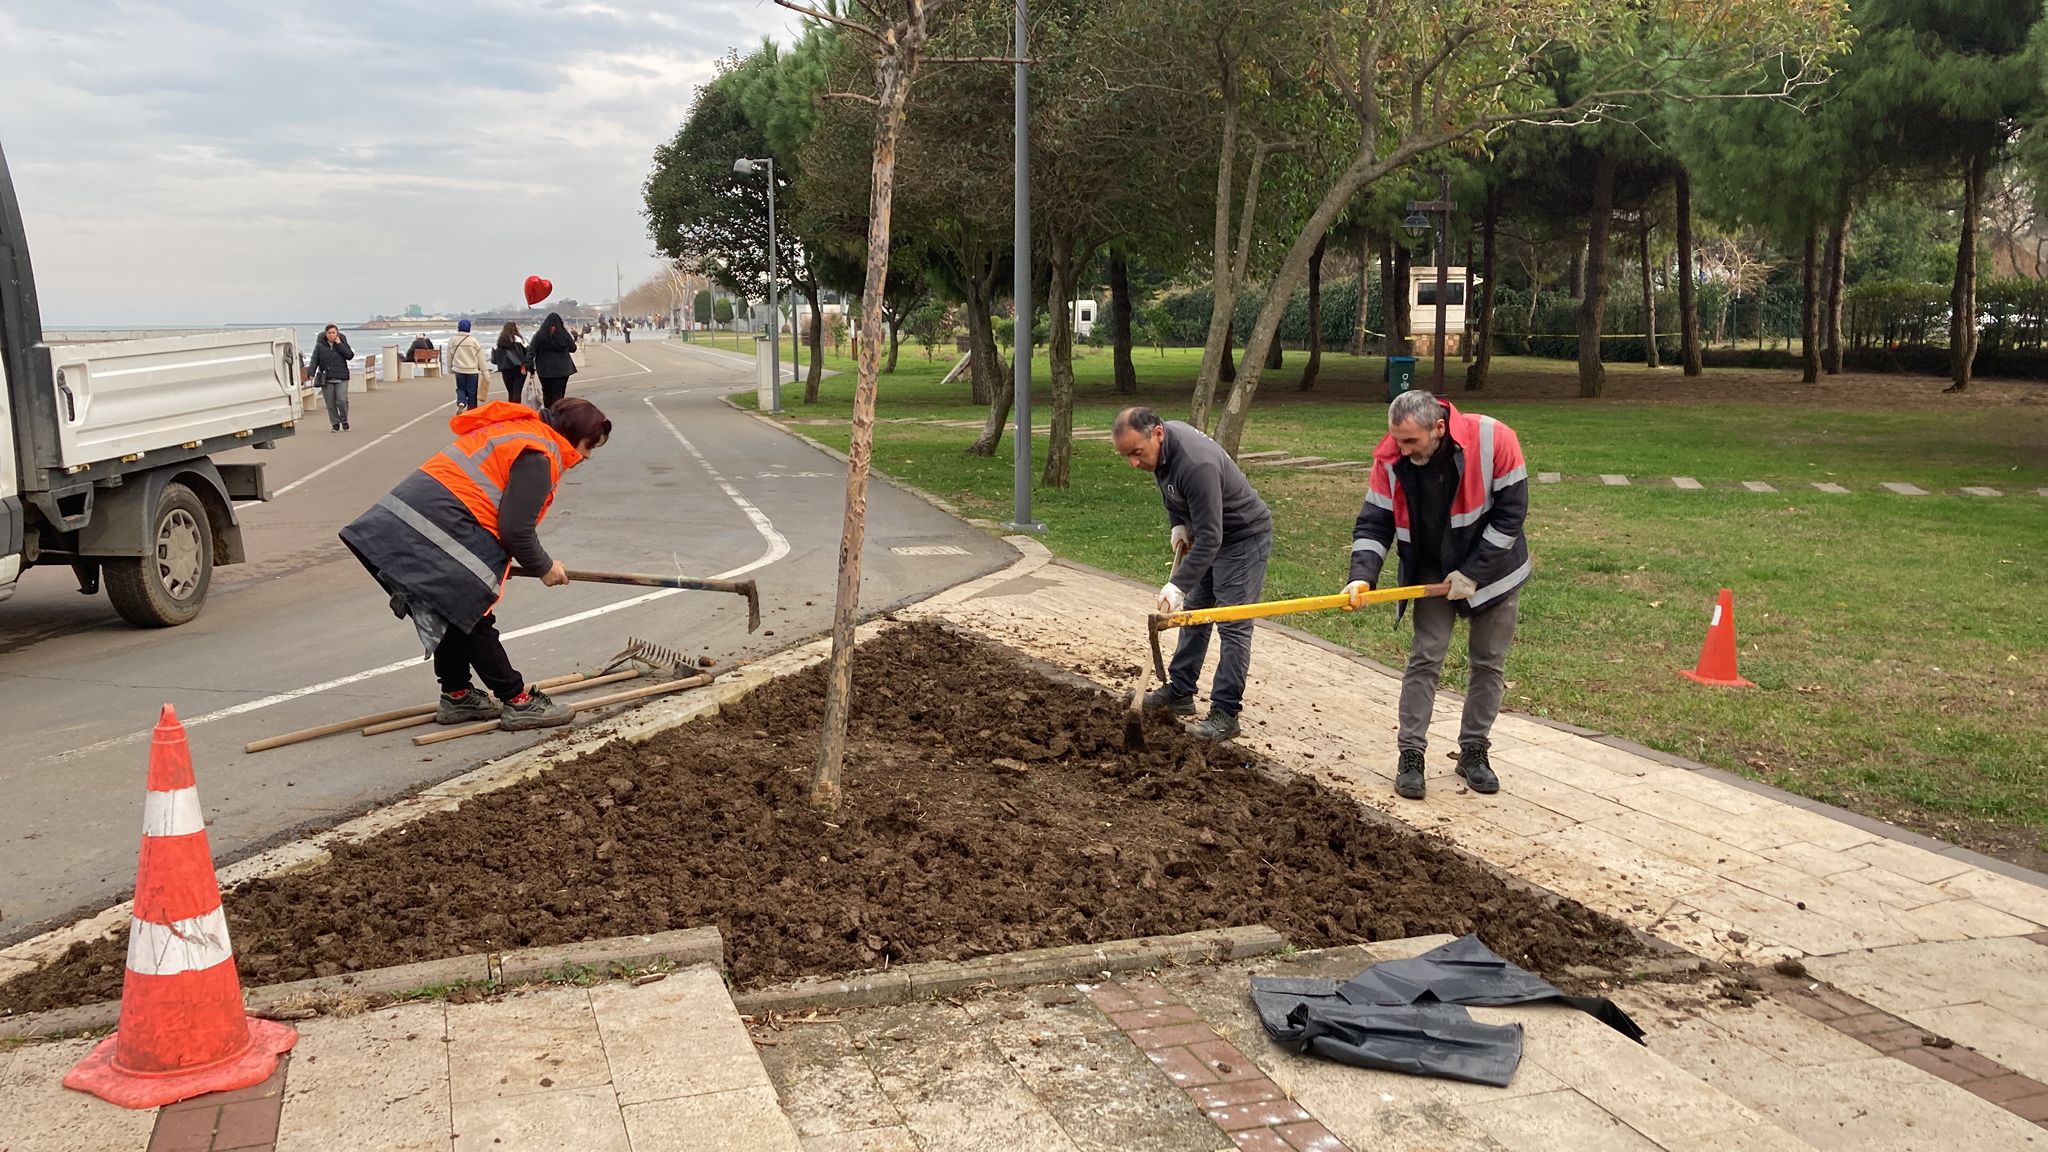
{"left": 1404, "top": 174, "right": 1456, "bottom": 392}
{"left": 1007, "top": 0, "right": 1041, "bottom": 531}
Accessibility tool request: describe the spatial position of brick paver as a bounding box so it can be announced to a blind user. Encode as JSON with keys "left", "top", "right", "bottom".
{"left": 1094, "top": 976, "right": 1357, "bottom": 1152}
{"left": 148, "top": 1054, "right": 289, "bottom": 1152}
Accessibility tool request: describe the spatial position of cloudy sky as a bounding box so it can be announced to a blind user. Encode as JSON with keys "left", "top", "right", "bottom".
{"left": 1, "top": 0, "right": 798, "bottom": 326}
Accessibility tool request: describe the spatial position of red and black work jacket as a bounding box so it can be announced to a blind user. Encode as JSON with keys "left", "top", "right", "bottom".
{"left": 340, "top": 401, "right": 582, "bottom": 633}
{"left": 1348, "top": 400, "right": 1531, "bottom": 615}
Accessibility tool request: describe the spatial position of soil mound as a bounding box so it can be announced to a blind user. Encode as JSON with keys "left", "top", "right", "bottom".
{"left": 3, "top": 623, "right": 1640, "bottom": 1015}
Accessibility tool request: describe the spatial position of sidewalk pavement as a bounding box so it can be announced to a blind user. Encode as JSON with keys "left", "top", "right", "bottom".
{"left": 8, "top": 540, "right": 2048, "bottom": 1150}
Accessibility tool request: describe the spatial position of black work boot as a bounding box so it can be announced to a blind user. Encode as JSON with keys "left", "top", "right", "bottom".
{"left": 1456, "top": 746, "right": 1500, "bottom": 794}
{"left": 436, "top": 686, "right": 501, "bottom": 724}
{"left": 499, "top": 687, "right": 574, "bottom": 730}
{"left": 1395, "top": 749, "right": 1427, "bottom": 799}
{"left": 1190, "top": 710, "right": 1240, "bottom": 742}
{"left": 1142, "top": 685, "right": 1197, "bottom": 716}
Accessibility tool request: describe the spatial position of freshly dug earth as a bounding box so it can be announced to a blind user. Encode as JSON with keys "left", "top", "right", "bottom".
{"left": 4, "top": 623, "right": 1642, "bottom": 1015}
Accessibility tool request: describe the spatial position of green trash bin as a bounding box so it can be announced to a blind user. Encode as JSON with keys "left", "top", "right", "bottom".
{"left": 1385, "top": 355, "right": 1418, "bottom": 401}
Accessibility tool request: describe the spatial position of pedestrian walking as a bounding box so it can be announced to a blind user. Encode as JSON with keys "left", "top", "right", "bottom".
{"left": 492, "top": 321, "right": 530, "bottom": 405}
{"left": 528, "top": 311, "right": 579, "bottom": 409}
{"left": 447, "top": 319, "right": 486, "bottom": 411}
{"left": 310, "top": 323, "right": 354, "bottom": 432}
{"left": 339, "top": 397, "right": 613, "bottom": 730}
{"left": 622, "top": 318, "right": 632, "bottom": 343}
{"left": 1344, "top": 390, "right": 1532, "bottom": 800}
{"left": 1112, "top": 406, "right": 1273, "bottom": 741}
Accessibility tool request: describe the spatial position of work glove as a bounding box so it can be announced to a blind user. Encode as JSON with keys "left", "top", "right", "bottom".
{"left": 1170, "top": 524, "right": 1191, "bottom": 563}
{"left": 1446, "top": 571, "right": 1478, "bottom": 601}
{"left": 1342, "top": 579, "right": 1372, "bottom": 611}
{"left": 1156, "top": 582, "right": 1186, "bottom": 614}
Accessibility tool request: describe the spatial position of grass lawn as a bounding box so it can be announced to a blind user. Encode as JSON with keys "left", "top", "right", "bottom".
{"left": 728, "top": 337, "right": 2048, "bottom": 864}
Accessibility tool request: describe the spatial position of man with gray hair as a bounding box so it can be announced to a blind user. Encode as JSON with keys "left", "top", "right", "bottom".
{"left": 1112, "top": 406, "right": 1272, "bottom": 741}
{"left": 1344, "top": 390, "right": 1531, "bottom": 799}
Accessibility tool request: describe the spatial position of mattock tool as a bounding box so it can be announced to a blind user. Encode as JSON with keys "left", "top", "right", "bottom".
{"left": 1146, "top": 582, "right": 1452, "bottom": 683}
{"left": 512, "top": 567, "right": 761, "bottom": 632}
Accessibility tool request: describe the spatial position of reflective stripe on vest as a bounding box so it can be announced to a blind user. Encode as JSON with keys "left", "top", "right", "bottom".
{"left": 377, "top": 492, "right": 503, "bottom": 589}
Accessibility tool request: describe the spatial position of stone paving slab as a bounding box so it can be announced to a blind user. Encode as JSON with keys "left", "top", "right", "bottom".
{"left": 0, "top": 1034, "right": 159, "bottom": 1152}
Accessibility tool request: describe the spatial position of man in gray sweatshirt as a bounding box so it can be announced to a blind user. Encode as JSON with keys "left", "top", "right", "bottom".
{"left": 1112, "top": 407, "right": 1273, "bottom": 740}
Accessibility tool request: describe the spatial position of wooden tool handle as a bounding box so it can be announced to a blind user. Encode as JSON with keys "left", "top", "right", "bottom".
{"left": 1150, "top": 582, "right": 1450, "bottom": 631}
{"left": 510, "top": 568, "right": 761, "bottom": 632}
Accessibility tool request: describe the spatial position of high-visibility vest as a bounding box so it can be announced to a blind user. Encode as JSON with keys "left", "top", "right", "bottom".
{"left": 339, "top": 401, "right": 583, "bottom": 634}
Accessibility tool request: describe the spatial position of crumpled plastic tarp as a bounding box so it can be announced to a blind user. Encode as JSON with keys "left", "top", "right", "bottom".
{"left": 1250, "top": 934, "right": 1645, "bottom": 1088}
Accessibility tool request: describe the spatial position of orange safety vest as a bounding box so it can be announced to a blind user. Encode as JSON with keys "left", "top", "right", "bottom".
{"left": 339, "top": 401, "right": 582, "bottom": 634}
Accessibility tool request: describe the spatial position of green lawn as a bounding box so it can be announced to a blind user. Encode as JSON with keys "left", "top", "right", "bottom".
{"left": 751, "top": 342, "right": 2048, "bottom": 861}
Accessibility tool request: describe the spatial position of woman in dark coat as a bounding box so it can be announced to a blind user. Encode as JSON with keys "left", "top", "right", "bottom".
{"left": 527, "top": 311, "right": 579, "bottom": 409}
{"left": 492, "top": 321, "right": 530, "bottom": 405}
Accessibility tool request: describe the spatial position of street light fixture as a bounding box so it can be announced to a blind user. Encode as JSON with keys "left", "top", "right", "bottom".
{"left": 734, "top": 156, "right": 781, "bottom": 414}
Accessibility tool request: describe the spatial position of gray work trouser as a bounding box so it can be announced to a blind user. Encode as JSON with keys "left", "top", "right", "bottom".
{"left": 320, "top": 376, "right": 349, "bottom": 426}
{"left": 1166, "top": 532, "right": 1271, "bottom": 716}
{"left": 1399, "top": 590, "right": 1520, "bottom": 753}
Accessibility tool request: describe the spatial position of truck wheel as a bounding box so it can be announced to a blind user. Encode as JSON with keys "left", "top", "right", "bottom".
{"left": 105, "top": 483, "right": 213, "bottom": 627}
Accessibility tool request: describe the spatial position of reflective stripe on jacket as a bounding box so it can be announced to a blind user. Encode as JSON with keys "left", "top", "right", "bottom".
{"left": 1348, "top": 400, "right": 1531, "bottom": 612}
{"left": 339, "top": 401, "right": 582, "bottom": 633}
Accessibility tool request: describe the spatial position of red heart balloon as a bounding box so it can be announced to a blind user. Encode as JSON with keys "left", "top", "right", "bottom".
{"left": 523, "top": 276, "right": 553, "bottom": 307}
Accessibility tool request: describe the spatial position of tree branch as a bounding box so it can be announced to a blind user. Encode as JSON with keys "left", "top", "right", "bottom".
{"left": 773, "top": 0, "right": 882, "bottom": 40}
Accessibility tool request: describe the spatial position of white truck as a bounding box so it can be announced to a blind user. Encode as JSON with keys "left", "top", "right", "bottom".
{"left": 1, "top": 141, "right": 300, "bottom": 626}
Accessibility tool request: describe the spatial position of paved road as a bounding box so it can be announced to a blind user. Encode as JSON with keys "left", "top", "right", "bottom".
{"left": 0, "top": 341, "right": 1010, "bottom": 944}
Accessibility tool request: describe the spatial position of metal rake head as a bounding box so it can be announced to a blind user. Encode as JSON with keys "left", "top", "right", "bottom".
{"left": 603, "top": 636, "right": 691, "bottom": 676}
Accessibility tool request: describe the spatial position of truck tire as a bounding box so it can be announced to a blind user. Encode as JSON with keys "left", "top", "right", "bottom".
{"left": 105, "top": 483, "right": 213, "bottom": 627}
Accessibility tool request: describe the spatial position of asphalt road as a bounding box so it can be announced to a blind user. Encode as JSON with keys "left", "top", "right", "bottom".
{"left": 0, "top": 340, "right": 1010, "bottom": 944}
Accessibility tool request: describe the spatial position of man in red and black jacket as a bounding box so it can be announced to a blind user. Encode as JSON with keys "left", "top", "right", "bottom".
{"left": 1344, "top": 390, "right": 1531, "bottom": 800}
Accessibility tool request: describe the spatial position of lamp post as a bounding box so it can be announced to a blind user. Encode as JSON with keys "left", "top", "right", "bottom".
{"left": 1006, "top": 0, "right": 1041, "bottom": 531}
{"left": 1402, "top": 173, "right": 1456, "bottom": 393}
{"left": 734, "top": 156, "right": 781, "bottom": 414}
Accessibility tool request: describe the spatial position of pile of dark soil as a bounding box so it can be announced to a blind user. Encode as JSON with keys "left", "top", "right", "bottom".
{"left": 3, "top": 623, "right": 1642, "bottom": 1015}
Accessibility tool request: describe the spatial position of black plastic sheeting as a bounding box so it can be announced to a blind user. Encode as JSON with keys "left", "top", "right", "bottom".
{"left": 1250, "top": 935, "right": 1646, "bottom": 1088}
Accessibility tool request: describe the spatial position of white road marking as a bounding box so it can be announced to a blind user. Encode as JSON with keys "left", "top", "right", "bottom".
{"left": 891, "top": 545, "right": 969, "bottom": 556}
{"left": 236, "top": 400, "right": 449, "bottom": 509}
{"left": 44, "top": 388, "right": 792, "bottom": 764}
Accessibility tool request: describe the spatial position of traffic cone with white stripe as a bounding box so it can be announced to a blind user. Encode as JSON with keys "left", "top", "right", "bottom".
{"left": 1679, "top": 588, "right": 1756, "bottom": 687}
{"left": 64, "top": 705, "right": 296, "bottom": 1109}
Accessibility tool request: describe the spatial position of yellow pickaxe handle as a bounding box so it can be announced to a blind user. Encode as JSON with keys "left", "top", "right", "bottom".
{"left": 1147, "top": 582, "right": 1450, "bottom": 682}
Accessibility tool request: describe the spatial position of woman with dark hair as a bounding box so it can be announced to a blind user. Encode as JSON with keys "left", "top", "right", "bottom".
{"left": 340, "top": 396, "right": 612, "bottom": 730}
{"left": 492, "top": 321, "right": 530, "bottom": 404}
{"left": 309, "top": 323, "right": 354, "bottom": 431}
{"left": 527, "top": 311, "right": 579, "bottom": 409}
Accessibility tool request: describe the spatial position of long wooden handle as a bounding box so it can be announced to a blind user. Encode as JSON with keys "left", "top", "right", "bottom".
{"left": 1150, "top": 582, "right": 1450, "bottom": 632}
{"left": 411, "top": 673, "right": 716, "bottom": 746}
{"left": 357, "top": 669, "right": 642, "bottom": 736}
{"left": 511, "top": 568, "right": 761, "bottom": 631}
{"left": 244, "top": 670, "right": 590, "bottom": 753}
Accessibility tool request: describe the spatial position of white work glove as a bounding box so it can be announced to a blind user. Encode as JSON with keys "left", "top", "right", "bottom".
{"left": 1156, "top": 582, "right": 1186, "bottom": 614}
{"left": 1170, "top": 524, "right": 1191, "bottom": 563}
{"left": 1342, "top": 580, "right": 1372, "bottom": 610}
{"left": 1446, "top": 571, "right": 1478, "bottom": 601}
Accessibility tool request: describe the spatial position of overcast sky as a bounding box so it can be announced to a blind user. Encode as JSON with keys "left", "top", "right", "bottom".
{"left": 1, "top": 0, "right": 797, "bottom": 326}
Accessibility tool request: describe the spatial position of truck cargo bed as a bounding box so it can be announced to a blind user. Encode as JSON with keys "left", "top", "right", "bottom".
{"left": 37, "top": 328, "right": 300, "bottom": 469}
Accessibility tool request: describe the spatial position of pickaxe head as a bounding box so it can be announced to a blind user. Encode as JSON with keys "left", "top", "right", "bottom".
{"left": 739, "top": 579, "right": 761, "bottom": 632}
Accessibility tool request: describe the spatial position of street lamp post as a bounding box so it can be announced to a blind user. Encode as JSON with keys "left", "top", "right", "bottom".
{"left": 1007, "top": 0, "right": 1041, "bottom": 532}
{"left": 733, "top": 157, "right": 781, "bottom": 414}
{"left": 1403, "top": 174, "right": 1456, "bottom": 393}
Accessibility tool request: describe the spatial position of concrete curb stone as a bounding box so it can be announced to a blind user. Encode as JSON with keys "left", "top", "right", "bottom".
{"left": 498, "top": 926, "right": 723, "bottom": 984}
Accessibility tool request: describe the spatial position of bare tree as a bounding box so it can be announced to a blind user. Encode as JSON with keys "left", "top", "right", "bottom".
{"left": 777, "top": 0, "right": 954, "bottom": 811}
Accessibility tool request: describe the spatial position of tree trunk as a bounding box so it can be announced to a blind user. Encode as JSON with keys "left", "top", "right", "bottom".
{"left": 1189, "top": 71, "right": 1241, "bottom": 430}
{"left": 885, "top": 314, "right": 901, "bottom": 373}
{"left": 1569, "top": 236, "right": 1586, "bottom": 301}
{"left": 1392, "top": 241, "right": 1412, "bottom": 344}
{"left": 1948, "top": 151, "right": 1983, "bottom": 392}
{"left": 1466, "top": 187, "right": 1497, "bottom": 390}
{"left": 965, "top": 295, "right": 1011, "bottom": 456}
{"left": 1378, "top": 234, "right": 1397, "bottom": 352}
{"left": 964, "top": 268, "right": 995, "bottom": 406}
{"left": 801, "top": 282, "right": 825, "bottom": 402}
{"left": 1460, "top": 254, "right": 1474, "bottom": 363}
{"left": 813, "top": 37, "right": 924, "bottom": 812}
{"left": 1350, "top": 230, "right": 1372, "bottom": 355}
{"left": 1800, "top": 228, "right": 1821, "bottom": 383}
{"left": 1110, "top": 248, "right": 1137, "bottom": 393}
{"left": 1220, "top": 318, "right": 1236, "bottom": 385}
{"left": 1300, "top": 236, "right": 1325, "bottom": 390}
{"left": 1041, "top": 233, "right": 1079, "bottom": 488}
{"left": 1676, "top": 168, "right": 1702, "bottom": 376}
{"left": 1578, "top": 153, "right": 1617, "bottom": 398}
{"left": 1640, "top": 217, "right": 1659, "bottom": 369}
{"left": 1264, "top": 330, "right": 1283, "bottom": 370}
{"left": 1821, "top": 210, "right": 1845, "bottom": 374}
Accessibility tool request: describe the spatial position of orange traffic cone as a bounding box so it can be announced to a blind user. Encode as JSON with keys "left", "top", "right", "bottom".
{"left": 64, "top": 705, "right": 296, "bottom": 1109}
{"left": 1679, "top": 588, "right": 1755, "bottom": 687}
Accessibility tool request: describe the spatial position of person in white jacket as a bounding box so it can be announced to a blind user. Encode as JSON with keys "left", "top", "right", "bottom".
{"left": 447, "top": 319, "right": 488, "bottom": 411}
